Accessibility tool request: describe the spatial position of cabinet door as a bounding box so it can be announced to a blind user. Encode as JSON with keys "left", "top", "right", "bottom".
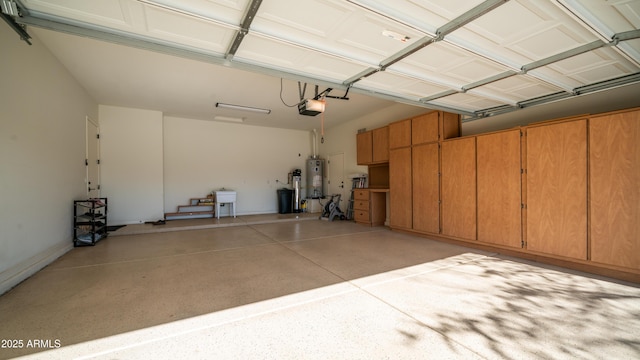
{"left": 372, "top": 126, "right": 389, "bottom": 163}
{"left": 356, "top": 131, "right": 372, "bottom": 165}
{"left": 441, "top": 138, "right": 477, "bottom": 240}
{"left": 389, "top": 147, "right": 412, "bottom": 229}
{"left": 526, "top": 120, "right": 587, "bottom": 260}
{"left": 477, "top": 129, "right": 522, "bottom": 248}
{"left": 370, "top": 191, "right": 387, "bottom": 226}
{"left": 412, "top": 143, "right": 440, "bottom": 233}
{"left": 442, "top": 111, "right": 460, "bottom": 140}
{"left": 412, "top": 112, "right": 439, "bottom": 145}
{"left": 389, "top": 119, "right": 411, "bottom": 149}
{"left": 589, "top": 110, "right": 640, "bottom": 270}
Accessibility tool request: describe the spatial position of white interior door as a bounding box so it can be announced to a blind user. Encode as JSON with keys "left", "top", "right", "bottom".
{"left": 86, "top": 116, "right": 101, "bottom": 198}
{"left": 327, "top": 153, "right": 345, "bottom": 200}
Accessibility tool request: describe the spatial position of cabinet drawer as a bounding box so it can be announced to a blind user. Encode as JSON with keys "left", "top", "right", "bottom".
{"left": 354, "top": 210, "right": 370, "bottom": 223}
{"left": 354, "top": 189, "right": 369, "bottom": 200}
{"left": 354, "top": 199, "right": 369, "bottom": 211}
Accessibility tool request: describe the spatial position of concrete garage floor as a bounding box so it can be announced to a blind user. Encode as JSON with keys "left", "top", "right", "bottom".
{"left": 1, "top": 217, "right": 639, "bottom": 359}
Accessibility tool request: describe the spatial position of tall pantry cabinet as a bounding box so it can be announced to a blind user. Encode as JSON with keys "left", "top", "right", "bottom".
{"left": 525, "top": 119, "right": 588, "bottom": 260}
{"left": 476, "top": 129, "right": 522, "bottom": 248}
{"left": 412, "top": 143, "right": 440, "bottom": 234}
{"left": 389, "top": 119, "right": 412, "bottom": 230}
{"left": 411, "top": 112, "right": 445, "bottom": 234}
{"left": 441, "top": 137, "right": 477, "bottom": 241}
{"left": 589, "top": 109, "right": 640, "bottom": 270}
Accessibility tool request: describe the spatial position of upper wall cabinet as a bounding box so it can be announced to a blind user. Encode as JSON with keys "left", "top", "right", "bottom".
{"left": 589, "top": 109, "right": 640, "bottom": 270}
{"left": 526, "top": 119, "right": 587, "bottom": 260}
{"left": 412, "top": 111, "right": 461, "bottom": 145}
{"left": 357, "top": 126, "right": 389, "bottom": 165}
{"left": 390, "top": 111, "right": 461, "bottom": 150}
{"left": 356, "top": 131, "right": 373, "bottom": 165}
{"left": 372, "top": 126, "right": 389, "bottom": 163}
{"left": 412, "top": 112, "right": 439, "bottom": 145}
{"left": 389, "top": 118, "right": 411, "bottom": 149}
{"left": 441, "top": 112, "right": 461, "bottom": 140}
{"left": 476, "top": 129, "right": 522, "bottom": 248}
{"left": 441, "top": 137, "right": 477, "bottom": 241}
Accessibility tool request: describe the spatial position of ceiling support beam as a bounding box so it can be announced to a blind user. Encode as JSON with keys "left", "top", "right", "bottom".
{"left": 342, "top": 67, "right": 379, "bottom": 86}
{"left": 1, "top": 0, "right": 31, "bottom": 44}
{"left": 521, "top": 40, "right": 605, "bottom": 73}
{"left": 225, "top": 0, "right": 262, "bottom": 60}
{"left": 461, "top": 70, "right": 518, "bottom": 92}
{"left": 419, "top": 90, "right": 458, "bottom": 103}
{"left": 573, "top": 72, "right": 640, "bottom": 95}
{"left": 436, "top": 0, "right": 509, "bottom": 37}
{"left": 464, "top": 71, "right": 640, "bottom": 122}
{"left": 613, "top": 29, "right": 640, "bottom": 43}
{"left": 378, "top": 36, "right": 436, "bottom": 71}
{"left": 1, "top": 11, "right": 31, "bottom": 44}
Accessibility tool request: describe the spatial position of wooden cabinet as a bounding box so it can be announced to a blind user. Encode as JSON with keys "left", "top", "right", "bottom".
{"left": 526, "top": 119, "right": 587, "bottom": 260}
{"left": 372, "top": 126, "right": 389, "bottom": 163}
{"left": 589, "top": 109, "right": 640, "bottom": 270}
{"left": 476, "top": 129, "right": 522, "bottom": 248}
{"left": 361, "top": 105, "right": 639, "bottom": 279}
{"left": 441, "top": 137, "right": 477, "bottom": 241}
{"left": 389, "top": 118, "right": 411, "bottom": 149}
{"left": 389, "top": 147, "right": 412, "bottom": 229}
{"left": 412, "top": 112, "right": 439, "bottom": 145}
{"left": 356, "top": 131, "right": 373, "bottom": 165}
{"left": 412, "top": 111, "right": 461, "bottom": 145}
{"left": 357, "top": 126, "right": 389, "bottom": 165}
{"left": 412, "top": 143, "right": 440, "bottom": 234}
{"left": 353, "top": 189, "right": 386, "bottom": 226}
{"left": 389, "top": 111, "right": 459, "bottom": 232}
{"left": 441, "top": 111, "right": 461, "bottom": 140}
{"left": 353, "top": 189, "right": 370, "bottom": 224}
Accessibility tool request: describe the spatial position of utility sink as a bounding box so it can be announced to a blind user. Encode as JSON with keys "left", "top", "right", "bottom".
{"left": 214, "top": 190, "right": 236, "bottom": 219}
{"left": 214, "top": 190, "right": 236, "bottom": 203}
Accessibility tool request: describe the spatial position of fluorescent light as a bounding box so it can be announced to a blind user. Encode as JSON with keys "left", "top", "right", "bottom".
{"left": 216, "top": 102, "right": 271, "bottom": 114}
{"left": 213, "top": 115, "right": 245, "bottom": 123}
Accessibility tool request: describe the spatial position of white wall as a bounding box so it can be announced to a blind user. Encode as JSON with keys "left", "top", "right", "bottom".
{"left": 0, "top": 26, "right": 98, "bottom": 294}
{"left": 163, "top": 116, "right": 310, "bottom": 215}
{"left": 100, "top": 106, "right": 164, "bottom": 224}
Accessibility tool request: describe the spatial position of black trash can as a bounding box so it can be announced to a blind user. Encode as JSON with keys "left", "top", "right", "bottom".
{"left": 277, "top": 188, "right": 293, "bottom": 214}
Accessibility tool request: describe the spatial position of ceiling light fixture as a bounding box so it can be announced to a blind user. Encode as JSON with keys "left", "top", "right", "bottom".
{"left": 213, "top": 115, "right": 245, "bottom": 123}
{"left": 216, "top": 102, "right": 271, "bottom": 114}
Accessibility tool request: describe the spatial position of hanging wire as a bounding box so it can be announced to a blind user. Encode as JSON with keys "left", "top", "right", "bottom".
{"left": 279, "top": 78, "right": 301, "bottom": 107}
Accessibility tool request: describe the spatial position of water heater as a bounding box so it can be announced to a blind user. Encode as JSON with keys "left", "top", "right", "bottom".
{"left": 306, "top": 159, "right": 324, "bottom": 198}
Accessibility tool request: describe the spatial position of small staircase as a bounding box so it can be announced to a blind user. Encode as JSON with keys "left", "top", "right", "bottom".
{"left": 165, "top": 196, "right": 215, "bottom": 220}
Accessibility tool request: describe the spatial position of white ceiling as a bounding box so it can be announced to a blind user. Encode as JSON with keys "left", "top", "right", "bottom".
{"left": 7, "top": 0, "right": 640, "bottom": 131}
